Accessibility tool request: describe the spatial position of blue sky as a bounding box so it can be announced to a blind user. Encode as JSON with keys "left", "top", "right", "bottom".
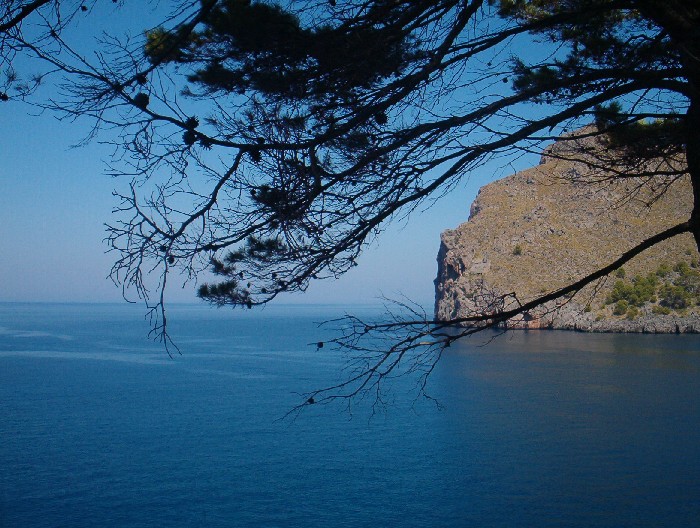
{"left": 0, "top": 2, "right": 537, "bottom": 309}
{"left": 0, "top": 102, "right": 493, "bottom": 307}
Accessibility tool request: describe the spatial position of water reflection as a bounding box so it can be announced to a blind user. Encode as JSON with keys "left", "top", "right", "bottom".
{"left": 430, "top": 330, "right": 700, "bottom": 526}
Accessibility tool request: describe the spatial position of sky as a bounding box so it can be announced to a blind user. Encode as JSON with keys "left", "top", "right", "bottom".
{"left": 0, "top": 2, "right": 538, "bottom": 309}
{"left": 0, "top": 103, "right": 494, "bottom": 307}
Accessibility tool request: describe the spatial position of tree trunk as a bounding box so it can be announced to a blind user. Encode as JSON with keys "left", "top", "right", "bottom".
{"left": 645, "top": 0, "right": 700, "bottom": 252}
{"left": 689, "top": 101, "right": 700, "bottom": 253}
{"left": 685, "top": 101, "right": 700, "bottom": 252}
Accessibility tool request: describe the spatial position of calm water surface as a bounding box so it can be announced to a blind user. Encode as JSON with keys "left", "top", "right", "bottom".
{"left": 1, "top": 303, "right": 699, "bottom": 527}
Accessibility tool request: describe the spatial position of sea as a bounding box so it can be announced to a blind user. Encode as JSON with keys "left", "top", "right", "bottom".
{"left": 1, "top": 302, "right": 699, "bottom": 527}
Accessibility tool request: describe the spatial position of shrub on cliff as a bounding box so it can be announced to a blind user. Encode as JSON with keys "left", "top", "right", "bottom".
{"left": 606, "top": 274, "right": 659, "bottom": 308}
{"left": 613, "top": 300, "right": 630, "bottom": 316}
{"left": 660, "top": 284, "right": 692, "bottom": 310}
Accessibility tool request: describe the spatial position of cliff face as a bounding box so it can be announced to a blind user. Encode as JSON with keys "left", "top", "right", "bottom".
{"left": 434, "top": 132, "right": 700, "bottom": 333}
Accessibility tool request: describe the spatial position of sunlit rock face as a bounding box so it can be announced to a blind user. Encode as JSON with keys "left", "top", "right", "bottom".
{"left": 434, "top": 131, "right": 700, "bottom": 333}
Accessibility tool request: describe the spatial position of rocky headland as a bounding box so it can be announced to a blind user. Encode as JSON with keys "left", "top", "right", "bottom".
{"left": 434, "top": 131, "right": 700, "bottom": 333}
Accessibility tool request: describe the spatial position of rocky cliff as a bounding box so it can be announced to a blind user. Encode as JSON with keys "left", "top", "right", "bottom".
{"left": 434, "top": 132, "right": 700, "bottom": 333}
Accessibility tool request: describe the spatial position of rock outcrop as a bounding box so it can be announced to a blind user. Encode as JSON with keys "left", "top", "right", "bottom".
{"left": 434, "top": 131, "right": 700, "bottom": 333}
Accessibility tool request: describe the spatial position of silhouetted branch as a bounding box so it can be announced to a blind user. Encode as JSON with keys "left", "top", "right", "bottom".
{"left": 7, "top": 1, "right": 698, "bottom": 408}
{"left": 287, "top": 219, "right": 691, "bottom": 414}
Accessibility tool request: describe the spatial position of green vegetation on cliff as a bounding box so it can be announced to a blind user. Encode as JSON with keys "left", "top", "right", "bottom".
{"left": 604, "top": 261, "right": 700, "bottom": 319}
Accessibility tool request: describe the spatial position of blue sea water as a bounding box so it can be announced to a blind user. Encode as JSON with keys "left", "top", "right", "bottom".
{"left": 1, "top": 302, "right": 699, "bottom": 527}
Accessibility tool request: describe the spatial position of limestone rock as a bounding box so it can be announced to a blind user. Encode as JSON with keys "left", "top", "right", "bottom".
{"left": 434, "top": 131, "right": 700, "bottom": 333}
